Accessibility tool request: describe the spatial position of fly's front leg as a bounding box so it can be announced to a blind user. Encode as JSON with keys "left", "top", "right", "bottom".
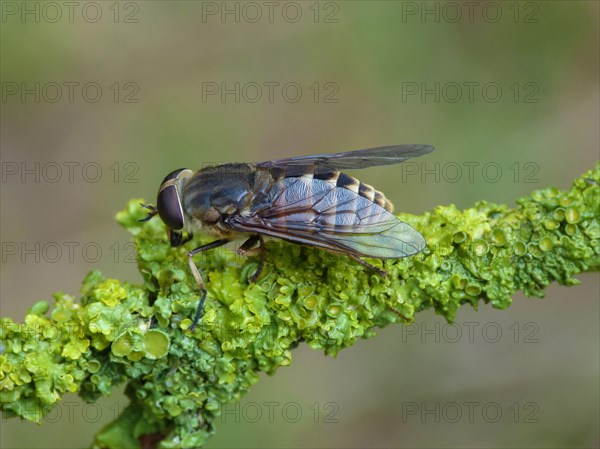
{"left": 187, "top": 238, "right": 230, "bottom": 330}
{"left": 237, "top": 234, "right": 265, "bottom": 283}
{"left": 180, "top": 231, "right": 194, "bottom": 246}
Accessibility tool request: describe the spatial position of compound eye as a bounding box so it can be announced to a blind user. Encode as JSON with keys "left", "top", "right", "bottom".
{"left": 161, "top": 168, "right": 188, "bottom": 184}
{"left": 157, "top": 184, "right": 184, "bottom": 230}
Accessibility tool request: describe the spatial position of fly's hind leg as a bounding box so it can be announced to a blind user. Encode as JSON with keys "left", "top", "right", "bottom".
{"left": 347, "top": 255, "right": 410, "bottom": 321}
{"left": 237, "top": 235, "right": 265, "bottom": 283}
{"left": 347, "top": 254, "right": 387, "bottom": 277}
{"left": 387, "top": 306, "right": 413, "bottom": 323}
{"left": 187, "top": 238, "right": 230, "bottom": 330}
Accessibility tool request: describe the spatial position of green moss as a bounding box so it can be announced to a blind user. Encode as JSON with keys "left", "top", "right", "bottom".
{"left": 1, "top": 163, "right": 598, "bottom": 448}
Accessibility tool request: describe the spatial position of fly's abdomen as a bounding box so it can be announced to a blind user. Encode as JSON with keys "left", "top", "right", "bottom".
{"left": 266, "top": 171, "right": 393, "bottom": 224}
{"left": 313, "top": 171, "right": 394, "bottom": 212}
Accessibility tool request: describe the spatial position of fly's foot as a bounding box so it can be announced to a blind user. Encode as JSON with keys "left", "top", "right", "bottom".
{"left": 189, "top": 289, "right": 207, "bottom": 331}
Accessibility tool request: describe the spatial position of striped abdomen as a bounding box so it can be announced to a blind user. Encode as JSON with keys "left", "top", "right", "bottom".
{"left": 311, "top": 171, "right": 394, "bottom": 212}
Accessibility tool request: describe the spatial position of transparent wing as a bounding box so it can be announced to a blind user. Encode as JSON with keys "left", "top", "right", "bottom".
{"left": 226, "top": 177, "right": 426, "bottom": 258}
{"left": 256, "top": 144, "right": 434, "bottom": 176}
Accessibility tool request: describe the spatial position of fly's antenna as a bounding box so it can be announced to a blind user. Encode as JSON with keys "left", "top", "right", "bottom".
{"left": 139, "top": 203, "right": 158, "bottom": 222}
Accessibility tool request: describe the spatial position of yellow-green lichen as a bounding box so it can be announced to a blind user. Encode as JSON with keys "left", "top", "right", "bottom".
{"left": 1, "top": 163, "right": 598, "bottom": 449}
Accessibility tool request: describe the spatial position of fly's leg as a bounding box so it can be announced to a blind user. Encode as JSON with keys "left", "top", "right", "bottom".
{"left": 138, "top": 203, "right": 158, "bottom": 222}
{"left": 347, "top": 256, "right": 407, "bottom": 320}
{"left": 237, "top": 235, "right": 265, "bottom": 283}
{"left": 387, "top": 306, "right": 413, "bottom": 323}
{"left": 188, "top": 239, "right": 230, "bottom": 330}
{"left": 347, "top": 254, "right": 387, "bottom": 277}
{"left": 180, "top": 231, "right": 194, "bottom": 246}
{"left": 249, "top": 236, "right": 265, "bottom": 283}
{"left": 348, "top": 256, "right": 407, "bottom": 320}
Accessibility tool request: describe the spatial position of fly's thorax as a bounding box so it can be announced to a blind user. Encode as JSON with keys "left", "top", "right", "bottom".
{"left": 181, "top": 163, "right": 259, "bottom": 229}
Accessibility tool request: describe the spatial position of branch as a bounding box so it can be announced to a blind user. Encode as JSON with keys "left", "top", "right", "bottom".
{"left": 1, "top": 163, "right": 598, "bottom": 448}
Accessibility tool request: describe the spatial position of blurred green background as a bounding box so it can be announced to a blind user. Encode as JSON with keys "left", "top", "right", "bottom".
{"left": 1, "top": 1, "right": 598, "bottom": 448}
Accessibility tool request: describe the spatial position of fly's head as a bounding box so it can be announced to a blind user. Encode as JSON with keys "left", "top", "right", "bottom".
{"left": 140, "top": 168, "right": 194, "bottom": 247}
